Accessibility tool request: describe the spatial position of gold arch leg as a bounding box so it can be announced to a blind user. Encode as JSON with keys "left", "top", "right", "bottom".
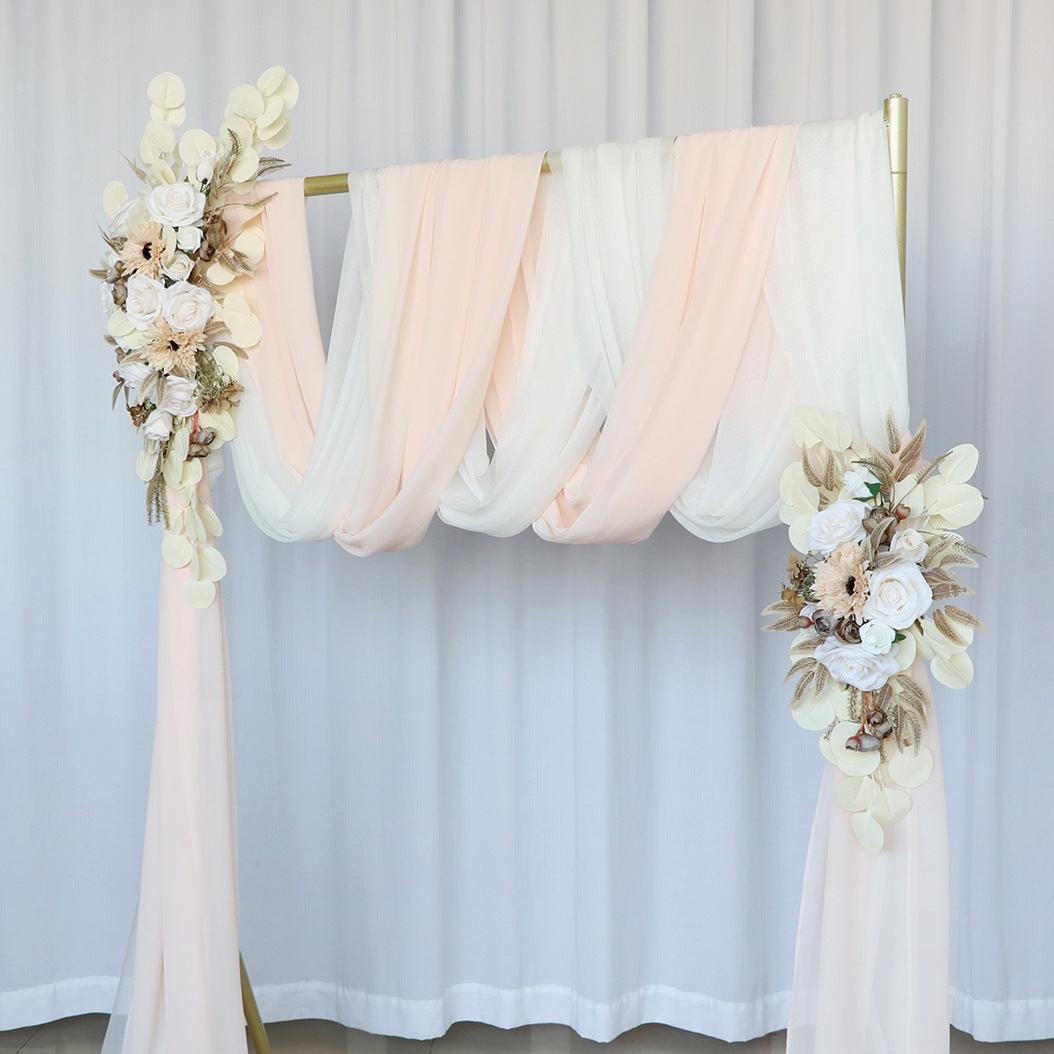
{"left": 240, "top": 955, "right": 272, "bottom": 1054}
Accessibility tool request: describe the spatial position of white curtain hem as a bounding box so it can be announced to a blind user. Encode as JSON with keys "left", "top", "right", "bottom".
{"left": 5, "top": 978, "right": 1054, "bottom": 1044}
{"left": 251, "top": 980, "right": 790, "bottom": 1044}
{"left": 0, "top": 977, "right": 118, "bottom": 1033}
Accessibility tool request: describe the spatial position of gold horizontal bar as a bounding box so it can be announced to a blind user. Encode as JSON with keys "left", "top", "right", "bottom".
{"left": 303, "top": 172, "right": 350, "bottom": 196}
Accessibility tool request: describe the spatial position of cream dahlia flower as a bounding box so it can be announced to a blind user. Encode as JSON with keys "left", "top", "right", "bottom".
{"left": 143, "top": 322, "right": 205, "bottom": 377}
{"left": 119, "top": 221, "right": 165, "bottom": 278}
{"left": 813, "top": 542, "right": 870, "bottom": 620}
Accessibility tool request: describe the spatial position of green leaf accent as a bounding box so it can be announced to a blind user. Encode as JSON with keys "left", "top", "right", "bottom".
{"left": 893, "top": 632, "right": 906, "bottom": 642}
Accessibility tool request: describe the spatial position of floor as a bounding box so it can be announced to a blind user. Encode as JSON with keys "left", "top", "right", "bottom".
{"left": 2, "top": 1017, "right": 1053, "bottom": 1053}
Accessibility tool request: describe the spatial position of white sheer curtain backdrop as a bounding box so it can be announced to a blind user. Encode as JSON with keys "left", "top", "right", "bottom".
{"left": 2, "top": 0, "right": 1052, "bottom": 1043}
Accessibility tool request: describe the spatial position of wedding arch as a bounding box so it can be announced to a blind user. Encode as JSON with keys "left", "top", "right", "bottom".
{"left": 94, "top": 81, "right": 984, "bottom": 1054}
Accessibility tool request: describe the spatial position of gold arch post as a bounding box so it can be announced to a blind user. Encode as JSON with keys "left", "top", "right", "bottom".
{"left": 883, "top": 92, "right": 908, "bottom": 302}
{"left": 240, "top": 954, "right": 270, "bottom": 1054}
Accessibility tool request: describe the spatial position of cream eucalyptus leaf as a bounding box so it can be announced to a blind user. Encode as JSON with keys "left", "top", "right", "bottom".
{"left": 229, "top": 146, "right": 260, "bottom": 184}
{"left": 262, "top": 120, "right": 291, "bottom": 150}
{"left": 161, "top": 532, "right": 193, "bottom": 569}
{"left": 206, "top": 261, "right": 237, "bottom": 286}
{"left": 931, "top": 483, "right": 984, "bottom": 529}
{"left": 199, "top": 547, "right": 227, "bottom": 583}
{"left": 227, "top": 84, "right": 265, "bottom": 119}
{"left": 183, "top": 578, "right": 217, "bottom": 608}
{"left": 147, "top": 72, "right": 185, "bottom": 110}
{"left": 931, "top": 650, "right": 974, "bottom": 689}
{"left": 836, "top": 774, "right": 876, "bottom": 813}
{"left": 178, "top": 128, "right": 215, "bottom": 166}
{"left": 200, "top": 504, "right": 223, "bottom": 538}
{"left": 888, "top": 744, "right": 934, "bottom": 789}
{"left": 103, "top": 180, "right": 127, "bottom": 218}
{"left": 256, "top": 65, "right": 287, "bottom": 96}
{"left": 256, "top": 94, "right": 285, "bottom": 130}
{"left": 135, "top": 449, "right": 159, "bottom": 483}
{"left": 828, "top": 721, "right": 881, "bottom": 777}
{"left": 872, "top": 786, "right": 912, "bottom": 828}
{"left": 179, "top": 457, "right": 203, "bottom": 489}
{"left": 938, "top": 444, "right": 979, "bottom": 485}
{"left": 162, "top": 452, "right": 183, "bottom": 488}
{"left": 851, "top": 810, "right": 885, "bottom": 853}
{"left": 210, "top": 344, "right": 240, "bottom": 379}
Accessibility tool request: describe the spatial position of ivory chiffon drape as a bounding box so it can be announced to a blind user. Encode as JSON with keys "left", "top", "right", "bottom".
{"left": 786, "top": 667, "right": 950, "bottom": 1054}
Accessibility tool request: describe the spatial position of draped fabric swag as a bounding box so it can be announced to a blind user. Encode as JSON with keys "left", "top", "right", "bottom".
{"left": 232, "top": 113, "right": 907, "bottom": 549}
{"left": 104, "top": 111, "right": 934, "bottom": 1054}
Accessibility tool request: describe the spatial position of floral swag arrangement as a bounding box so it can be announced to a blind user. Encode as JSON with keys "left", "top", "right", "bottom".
{"left": 765, "top": 408, "right": 985, "bottom": 852}
{"left": 93, "top": 69, "right": 297, "bottom": 607}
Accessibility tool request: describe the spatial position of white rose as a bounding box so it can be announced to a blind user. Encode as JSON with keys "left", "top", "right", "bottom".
{"left": 141, "top": 408, "right": 174, "bottom": 441}
{"left": 176, "top": 225, "right": 203, "bottom": 252}
{"left": 157, "top": 375, "right": 198, "bottom": 417}
{"left": 815, "top": 638, "right": 900, "bottom": 691}
{"left": 890, "top": 527, "right": 929, "bottom": 563}
{"left": 807, "top": 500, "right": 868, "bottom": 554}
{"left": 862, "top": 561, "right": 933, "bottom": 630}
{"left": 162, "top": 281, "right": 213, "bottom": 332}
{"left": 162, "top": 251, "right": 194, "bottom": 282}
{"left": 146, "top": 181, "right": 205, "bottom": 227}
{"left": 840, "top": 466, "right": 875, "bottom": 500}
{"left": 858, "top": 620, "right": 896, "bottom": 655}
{"left": 116, "top": 361, "right": 158, "bottom": 404}
{"left": 124, "top": 274, "right": 166, "bottom": 329}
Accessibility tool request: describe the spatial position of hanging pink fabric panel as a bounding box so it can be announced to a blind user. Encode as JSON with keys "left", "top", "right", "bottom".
{"left": 115, "top": 482, "right": 246, "bottom": 1054}
{"left": 535, "top": 125, "right": 797, "bottom": 544}
{"left": 334, "top": 156, "right": 544, "bottom": 555}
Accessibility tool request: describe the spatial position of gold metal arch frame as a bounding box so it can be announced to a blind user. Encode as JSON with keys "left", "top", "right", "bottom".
{"left": 239, "top": 93, "right": 908, "bottom": 1054}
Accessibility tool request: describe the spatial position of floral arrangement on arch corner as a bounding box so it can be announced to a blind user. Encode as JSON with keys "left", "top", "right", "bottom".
{"left": 763, "top": 407, "right": 985, "bottom": 852}
{"left": 92, "top": 68, "right": 298, "bottom": 607}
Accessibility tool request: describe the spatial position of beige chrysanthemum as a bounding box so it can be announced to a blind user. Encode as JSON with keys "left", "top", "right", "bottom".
{"left": 144, "top": 323, "right": 205, "bottom": 377}
{"left": 813, "top": 542, "right": 870, "bottom": 619}
{"left": 119, "top": 221, "right": 164, "bottom": 278}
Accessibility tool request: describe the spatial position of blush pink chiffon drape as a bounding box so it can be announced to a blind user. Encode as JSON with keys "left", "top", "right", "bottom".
{"left": 115, "top": 483, "right": 247, "bottom": 1054}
